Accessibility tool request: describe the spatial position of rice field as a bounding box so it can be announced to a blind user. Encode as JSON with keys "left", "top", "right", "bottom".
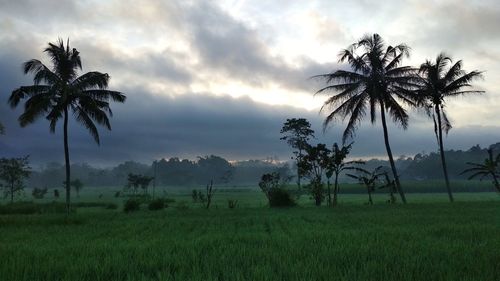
{"left": 0, "top": 187, "right": 499, "bottom": 281}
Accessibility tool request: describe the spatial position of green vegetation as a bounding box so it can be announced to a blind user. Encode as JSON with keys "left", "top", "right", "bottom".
{"left": 0, "top": 194, "right": 498, "bottom": 281}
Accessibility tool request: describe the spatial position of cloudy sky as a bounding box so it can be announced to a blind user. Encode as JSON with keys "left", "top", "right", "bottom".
{"left": 1, "top": 0, "right": 499, "bottom": 166}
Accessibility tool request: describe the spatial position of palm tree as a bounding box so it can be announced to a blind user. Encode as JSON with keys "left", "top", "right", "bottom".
{"left": 314, "top": 34, "right": 418, "bottom": 204}
{"left": 460, "top": 149, "right": 500, "bottom": 193}
{"left": 8, "top": 39, "right": 126, "bottom": 213}
{"left": 417, "top": 53, "right": 483, "bottom": 202}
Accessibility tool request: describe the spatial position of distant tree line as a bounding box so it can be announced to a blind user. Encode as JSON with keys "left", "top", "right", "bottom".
{"left": 18, "top": 143, "right": 498, "bottom": 190}
{"left": 25, "top": 155, "right": 291, "bottom": 188}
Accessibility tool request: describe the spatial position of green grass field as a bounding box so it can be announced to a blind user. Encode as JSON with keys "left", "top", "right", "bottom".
{"left": 0, "top": 187, "right": 499, "bottom": 281}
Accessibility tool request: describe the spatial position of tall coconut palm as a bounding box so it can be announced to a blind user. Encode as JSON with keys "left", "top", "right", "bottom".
{"left": 314, "top": 34, "right": 418, "bottom": 204}
{"left": 8, "top": 39, "right": 126, "bottom": 213}
{"left": 417, "top": 53, "right": 483, "bottom": 202}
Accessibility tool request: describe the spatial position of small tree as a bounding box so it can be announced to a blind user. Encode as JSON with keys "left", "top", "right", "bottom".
{"left": 324, "top": 143, "right": 364, "bottom": 206}
{"left": 32, "top": 187, "right": 48, "bottom": 199}
{"left": 460, "top": 149, "right": 500, "bottom": 193}
{"left": 0, "top": 156, "right": 31, "bottom": 203}
{"left": 378, "top": 171, "right": 397, "bottom": 204}
{"left": 280, "top": 118, "right": 315, "bottom": 189}
{"left": 347, "top": 166, "right": 386, "bottom": 205}
{"left": 191, "top": 189, "right": 199, "bottom": 202}
{"left": 205, "top": 180, "right": 215, "bottom": 209}
{"left": 65, "top": 179, "right": 84, "bottom": 198}
{"left": 298, "top": 143, "right": 330, "bottom": 206}
{"left": 125, "top": 173, "right": 153, "bottom": 195}
{"left": 138, "top": 176, "right": 154, "bottom": 195}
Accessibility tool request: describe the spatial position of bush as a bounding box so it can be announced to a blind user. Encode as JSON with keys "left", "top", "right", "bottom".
{"left": 148, "top": 199, "right": 166, "bottom": 211}
{"left": 123, "top": 199, "right": 140, "bottom": 213}
{"left": 73, "top": 202, "right": 118, "bottom": 210}
{"left": 268, "top": 188, "right": 296, "bottom": 207}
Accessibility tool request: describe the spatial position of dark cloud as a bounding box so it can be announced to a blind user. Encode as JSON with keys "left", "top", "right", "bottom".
{"left": 3, "top": 80, "right": 500, "bottom": 166}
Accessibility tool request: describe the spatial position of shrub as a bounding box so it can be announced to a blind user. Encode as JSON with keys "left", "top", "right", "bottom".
{"left": 114, "top": 191, "right": 121, "bottom": 198}
{"left": 148, "top": 199, "right": 166, "bottom": 210}
{"left": 74, "top": 202, "right": 118, "bottom": 210}
{"left": 268, "top": 188, "right": 296, "bottom": 207}
{"left": 227, "top": 199, "right": 238, "bottom": 209}
{"left": 123, "top": 199, "right": 140, "bottom": 213}
{"left": 259, "top": 173, "right": 296, "bottom": 207}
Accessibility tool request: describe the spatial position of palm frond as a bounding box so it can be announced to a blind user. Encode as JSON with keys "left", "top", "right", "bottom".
{"left": 72, "top": 72, "right": 110, "bottom": 90}
{"left": 443, "top": 70, "right": 483, "bottom": 94}
{"left": 74, "top": 107, "right": 101, "bottom": 144}
{"left": 9, "top": 85, "right": 51, "bottom": 107}
{"left": 82, "top": 89, "right": 126, "bottom": 103}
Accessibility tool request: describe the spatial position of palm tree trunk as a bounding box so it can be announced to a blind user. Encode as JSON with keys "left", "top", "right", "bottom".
{"left": 380, "top": 102, "right": 407, "bottom": 204}
{"left": 367, "top": 188, "right": 373, "bottom": 205}
{"left": 327, "top": 179, "right": 331, "bottom": 206}
{"left": 333, "top": 172, "right": 339, "bottom": 206}
{"left": 435, "top": 105, "right": 453, "bottom": 202}
{"left": 491, "top": 173, "right": 500, "bottom": 193}
{"left": 297, "top": 149, "right": 302, "bottom": 190}
{"left": 63, "top": 108, "right": 71, "bottom": 214}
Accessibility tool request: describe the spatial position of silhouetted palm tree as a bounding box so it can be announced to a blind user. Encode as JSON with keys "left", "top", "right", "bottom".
{"left": 417, "top": 53, "right": 483, "bottom": 202}
{"left": 314, "top": 34, "right": 418, "bottom": 204}
{"left": 460, "top": 149, "right": 500, "bottom": 193}
{"left": 9, "top": 39, "right": 126, "bottom": 213}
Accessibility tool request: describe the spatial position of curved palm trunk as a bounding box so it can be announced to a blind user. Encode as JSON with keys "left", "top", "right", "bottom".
{"left": 63, "top": 108, "right": 71, "bottom": 214}
{"left": 435, "top": 105, "right": 453, "bottom": 202}
{"left": 380, "top": 102, "right": 407, "bottom": 204}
